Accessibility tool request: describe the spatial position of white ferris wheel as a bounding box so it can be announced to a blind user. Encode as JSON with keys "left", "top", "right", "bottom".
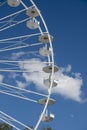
{"left": 0, "top": 0, "right": 58, "bottom": 130}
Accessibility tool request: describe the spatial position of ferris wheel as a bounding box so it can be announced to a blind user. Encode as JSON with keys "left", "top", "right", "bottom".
{"left": 0, "top": 0, "right": 58, "bottom": 130}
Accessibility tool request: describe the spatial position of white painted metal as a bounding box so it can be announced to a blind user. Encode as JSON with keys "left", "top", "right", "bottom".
{"left": 0, "top": 0, "right": 57, "bottom": 129}
{"left": 42, "top": 113, "right": 55, "bottom": 122}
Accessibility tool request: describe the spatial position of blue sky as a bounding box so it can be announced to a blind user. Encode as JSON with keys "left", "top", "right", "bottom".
{"left": 0, "top": 0, "right": 87, "bottom": 130}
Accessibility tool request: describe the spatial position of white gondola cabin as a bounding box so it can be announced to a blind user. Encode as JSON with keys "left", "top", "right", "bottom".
{"left": 7, "top": 0, "right": 21, "bottom": 7}
{"left": 26, "top": 18, "right": 40, "bottom": 29}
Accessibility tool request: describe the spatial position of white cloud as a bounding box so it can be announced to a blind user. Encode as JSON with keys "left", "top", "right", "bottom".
{"left": 19, "top": 58, "right": 45, "bottom": 72}
{"left": 66, "top": 64, "right": 72, "bottom": 72}
{"left": 21, "top": 58, "right": 49, "bottom": 91}
{"left": 16, "top": 80, "right": 26, "bottom": 89}
{"left": 53, "top": 71, "right": 83, "bottom": 102}
{"left": 15, "top": 58, "right": 84, "bottom": 102}
{"left": 11, "top": 52, "right": 25, "bottom": 60}
{"left": 59, "top": 64, "right": 72, "bottom": 73}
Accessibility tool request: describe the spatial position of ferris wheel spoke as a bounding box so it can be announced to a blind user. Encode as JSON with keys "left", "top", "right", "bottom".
{"left": 0, "top": 32, "right": 45, "bottom": 43}
{"left": 0, "top": 8, "right": 28, "bottom": 21}
{"left": 0, "top": 60, "right": 50, "bottom": 64}
{"left": 0, "top": 1, "right": 7, "bottom": 7}
{"left": 0, "top": 42, "right": 43, "bottom": 53}
{"left": 0, "top": 42, "right": 21, "bottom": 50}
{"left": 0, "top": 111, "right": 33, "bottom": 130}
{"left": 0, "top": 82, "right": 48, "bottom": 97}
{"left": 20, "top": 0, "right": 28, "bottom": 9}
{"left": 0, "top": 60, "right": 52, "bottom": 72}
{"left": 0, "top": 89, "right": 38, "bottom": 103}
{"left": 0, "top": 118, "right": 20, "bottom": 130}
{"left": 0, "top": 20, "right": 10, "bottom": 24}
{"left": 0, "top": 21, "right": 10, "bottom": 29}
{"left": 0, "top": 62, "right": 18, "bottom": 67}
{"left": 0, "top": 17, "right": 31, "bottom": 32}
{"left": 0, "top": 69, "right": 37, "bottom": 72}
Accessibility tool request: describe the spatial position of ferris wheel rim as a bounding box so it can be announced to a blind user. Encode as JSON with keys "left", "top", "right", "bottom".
{"left": 28, "top": 0, "right": 55, "bottom": 129}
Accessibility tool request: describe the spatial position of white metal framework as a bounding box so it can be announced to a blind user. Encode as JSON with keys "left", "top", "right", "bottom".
{"left": 0, "top": 0, "right": 58, "bottom": 130}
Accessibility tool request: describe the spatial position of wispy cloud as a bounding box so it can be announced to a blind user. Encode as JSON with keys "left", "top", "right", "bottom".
{"left": 59, "top": 64, "right": 72, "bottom": 73}
{"left": 11, "top": 52, "right": 25, "bottom": 60}
{"left": 0, "top": 74, "right": 4, "bottom": 82}
{"left": 16, "top": 80, "right": 26, "bottom": 89}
